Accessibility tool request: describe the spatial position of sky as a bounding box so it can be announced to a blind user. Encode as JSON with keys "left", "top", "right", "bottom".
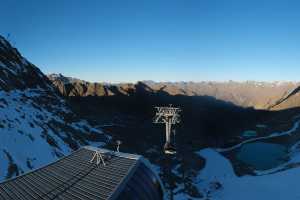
{"left": 1, "top": 0, "right": 300, "bottom": 83}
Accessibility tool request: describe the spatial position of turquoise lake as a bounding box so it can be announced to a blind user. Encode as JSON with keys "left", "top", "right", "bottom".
{"left": 237, "top": 142, "right": 287, "bottom": 170}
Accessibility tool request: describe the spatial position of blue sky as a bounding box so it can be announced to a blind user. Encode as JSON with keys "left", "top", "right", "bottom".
{"left": 1, "top": 0, "right": 300, "bottom": 83}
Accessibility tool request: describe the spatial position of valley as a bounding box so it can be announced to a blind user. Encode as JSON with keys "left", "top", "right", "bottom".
{"left": 1, "top": 35, "right": 300, "bottom": 199}
{"left": 48, "top": 74, "right": 300, "bottom": 198}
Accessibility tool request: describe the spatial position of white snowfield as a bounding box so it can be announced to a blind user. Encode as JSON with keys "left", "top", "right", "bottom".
{"left": 196, "top": 148, "right": 300, "bottom": 200}
{"left": 0, "top": 89, "right": 106, "bottom": 181}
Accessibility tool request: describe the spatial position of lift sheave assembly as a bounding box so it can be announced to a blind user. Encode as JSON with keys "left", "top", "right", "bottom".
{"left": 154, "top": 105, "right": 181, "bottom": 155}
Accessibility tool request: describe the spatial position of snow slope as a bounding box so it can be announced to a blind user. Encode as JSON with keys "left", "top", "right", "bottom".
{"left": 0, "top": 35, "right": 108, "bottom": 181}
{"left": 0, "top": 89, "right": 108, "bottom": 181}
{"left": 192, "top": 117, "right": 300, "bottom": 200}
{"left": 196, "top": 148, "right": 300, "bottom": 200}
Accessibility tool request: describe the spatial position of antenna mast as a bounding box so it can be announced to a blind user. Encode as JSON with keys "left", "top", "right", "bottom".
{"left": 154, "top": 105, "right": 181, "bottom": 154}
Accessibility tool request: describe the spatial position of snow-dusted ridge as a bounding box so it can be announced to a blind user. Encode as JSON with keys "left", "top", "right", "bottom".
{"left": 0, "top": 35, "right": 109, "bottom": 181}
{"left": 0, "top": 89, "right": 107, "bottom": 181}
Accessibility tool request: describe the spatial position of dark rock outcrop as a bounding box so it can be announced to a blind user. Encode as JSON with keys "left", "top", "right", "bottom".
{"left": 0, "top": 36, "right": 52, "bottom": 91}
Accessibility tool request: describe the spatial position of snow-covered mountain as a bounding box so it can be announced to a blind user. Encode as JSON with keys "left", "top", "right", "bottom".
{"left": 0, "top": 36, "right": 108, "bottom": 181}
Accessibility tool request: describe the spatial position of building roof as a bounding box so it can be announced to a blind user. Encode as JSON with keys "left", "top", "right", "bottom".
{"left": 0, "top": 146, "right": 164, "bottom": 200}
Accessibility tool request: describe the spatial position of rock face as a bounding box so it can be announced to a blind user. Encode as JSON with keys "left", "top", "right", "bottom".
{"left": 0, "top": 36, "right": 52, "bottom": 91}
{"left": 0, "top": 36, "right": 108, "bottom": 181}
{"left": 48, "top": 73, "right": 137, "bottom": 97}
{"left": 48, "top": 73, "right": 300, "bottom": 110}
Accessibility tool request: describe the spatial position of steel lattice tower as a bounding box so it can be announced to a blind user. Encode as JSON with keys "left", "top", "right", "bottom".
{"left": 154, "top": 105, "right": 181, "bottom": 154}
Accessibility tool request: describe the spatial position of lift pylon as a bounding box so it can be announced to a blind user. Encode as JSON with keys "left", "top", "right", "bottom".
{"left": 154, "top": 105, "right": 181, "bottom": 154}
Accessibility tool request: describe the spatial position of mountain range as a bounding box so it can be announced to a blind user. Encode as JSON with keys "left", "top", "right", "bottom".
{"left": 48, "top": 73, "right": 300, "bottom": 111}
{"left": 2, "top": 34, "right": 300, "bottom": 199}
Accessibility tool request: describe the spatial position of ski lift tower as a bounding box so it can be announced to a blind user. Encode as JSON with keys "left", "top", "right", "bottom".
{"left": 154, "top": 105, "right": 181, "bottom": 154}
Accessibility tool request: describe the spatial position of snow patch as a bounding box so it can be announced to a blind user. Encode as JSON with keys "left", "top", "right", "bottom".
{"left": 196, "top": 148, "right": 300, "bottom": 200}
{"left": 0, "top": 89, "right": 107, "bottom": 181}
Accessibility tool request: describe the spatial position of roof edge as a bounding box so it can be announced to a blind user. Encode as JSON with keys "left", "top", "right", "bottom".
{"left": 83, "top": 146, "right": 142, "bottom": 160}
{"left": 0, "top": 146, "right": 139, "bottom": 185}
{"left": 108, "top": 158, "right": 142, "bottom": 200}
{"left": 107, "top": 156, "right": 167, "bottom": 200}
{"left": 140, "top": 157, "right": 168, "bottom": 200}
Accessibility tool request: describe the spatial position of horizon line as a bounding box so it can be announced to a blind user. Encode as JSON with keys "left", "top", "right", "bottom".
{"left": 47, "top": 73, "right": 300, "bottom": 85}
